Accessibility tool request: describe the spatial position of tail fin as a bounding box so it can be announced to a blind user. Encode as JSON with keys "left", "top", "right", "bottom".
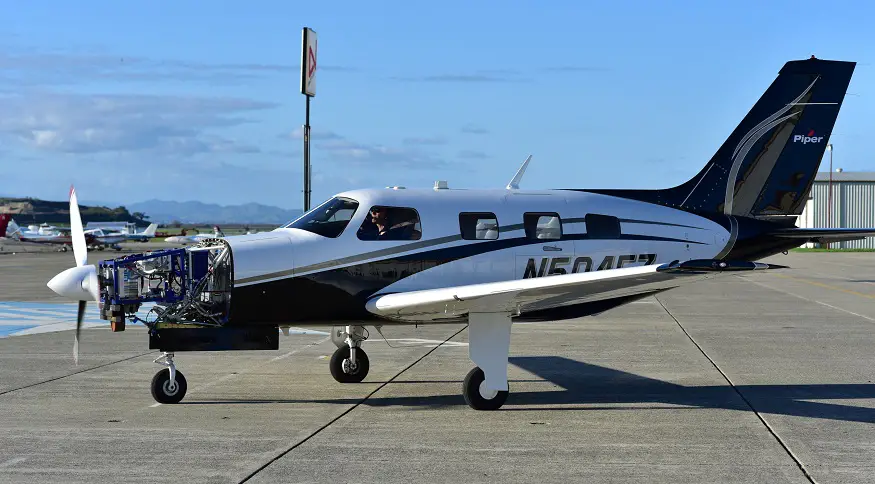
{"left": 143, "top": 223, "right": 158, "bottom": 237}
{"left": 587, "top": 57, "right": 855, "bottom": 218}
{"left": 0, "top": 214, "right": 10, "bottom": 238}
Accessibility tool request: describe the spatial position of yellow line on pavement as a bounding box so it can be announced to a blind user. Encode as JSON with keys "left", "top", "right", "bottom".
{"left": 771, "top": 273, "right": 875, "bottom": 300}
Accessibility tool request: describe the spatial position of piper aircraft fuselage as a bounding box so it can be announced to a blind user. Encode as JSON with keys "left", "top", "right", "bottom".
{"left": 46, "top": 56, "right": 875, "bottom": 410}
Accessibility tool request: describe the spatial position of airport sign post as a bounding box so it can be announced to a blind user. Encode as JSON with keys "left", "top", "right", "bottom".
{"left": 300, "top": 27, "right": 317, "bottom": 211}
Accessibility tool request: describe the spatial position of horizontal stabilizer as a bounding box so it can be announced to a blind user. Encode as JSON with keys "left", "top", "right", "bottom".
{"left": 771, "top": 227, "right": 875, "bottom": 243}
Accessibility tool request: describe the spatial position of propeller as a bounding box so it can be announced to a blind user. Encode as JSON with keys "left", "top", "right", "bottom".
{"left": 46, "top": 186, "right": 99, "bottom": 365}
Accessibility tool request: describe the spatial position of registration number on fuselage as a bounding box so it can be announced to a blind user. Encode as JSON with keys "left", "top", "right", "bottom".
{"left": 523, "top": 253, "right": 657, "bottom": 278}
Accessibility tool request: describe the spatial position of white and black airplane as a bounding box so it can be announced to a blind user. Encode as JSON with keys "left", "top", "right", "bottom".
{"left": 47, "top": 57, "right": 875, "bottom": 410}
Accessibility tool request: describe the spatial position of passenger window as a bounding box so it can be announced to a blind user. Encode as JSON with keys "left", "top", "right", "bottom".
{"left": 357, "top": 206, "right": 422, "bottom": 241}
{"left": 585, "top": 213, "right": 621, "bottom": 239}
{"left": 459, "top": 212, "right": 499, "bottom": 240}
{"left": 524, "top": 213, "right": 562, "bottom": 240}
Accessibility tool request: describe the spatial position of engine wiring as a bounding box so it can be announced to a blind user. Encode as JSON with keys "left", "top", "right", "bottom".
{"left": 100, "top": 241, "right": 233, "bottom": 330}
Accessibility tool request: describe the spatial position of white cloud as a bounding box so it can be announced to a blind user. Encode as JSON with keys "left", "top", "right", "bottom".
{"left": 315, "top": 136, "right": 450, "bottom": 169}
{"left": 0, "top": 50, "right": 356, "bottom": 87}
{"left": 0, "top": 92, "right": 276, "bottom": 155}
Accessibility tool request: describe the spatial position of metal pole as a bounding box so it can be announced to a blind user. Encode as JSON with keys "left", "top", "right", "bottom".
{"left": 827, "top": 145, "right": 833, "bottom": 249}
{"left": 304, "top": 95, "right": 311, "bottom": 212}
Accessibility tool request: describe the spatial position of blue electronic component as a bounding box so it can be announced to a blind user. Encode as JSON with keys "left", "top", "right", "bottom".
{"left": 189, "top": 249, "right": 209, "bottom": 282}
{"left": 98, "top": 249, "right": 188, "bottom": 306}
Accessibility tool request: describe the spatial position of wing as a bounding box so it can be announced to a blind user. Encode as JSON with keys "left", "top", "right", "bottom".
{"left": 366, "top": 259, "right": 782, "bottom": 323}
{"left": 771, "top": 228, "right": 875, "bottom": 244}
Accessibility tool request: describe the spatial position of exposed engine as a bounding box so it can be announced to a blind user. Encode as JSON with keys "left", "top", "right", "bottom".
{"left": 97, "top": 239, "right": 233, "bottom": 330}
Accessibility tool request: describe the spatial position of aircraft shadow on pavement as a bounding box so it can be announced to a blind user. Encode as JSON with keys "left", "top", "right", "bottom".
{"left": 186, "top": 356, "right": 875, "bottom": 424}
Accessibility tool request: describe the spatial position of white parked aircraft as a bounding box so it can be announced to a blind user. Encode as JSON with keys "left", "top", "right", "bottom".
{"left": 1, "top": 215, "right": 79, "bottom": 251}
{"left": 122, "top": 223, "right": 158, "bottom": 242}
{"left": 164, "top": 226, "right": 224, "bottom": 245}
{"left": 47, "top": 57, "right": 875, "bottom": 409}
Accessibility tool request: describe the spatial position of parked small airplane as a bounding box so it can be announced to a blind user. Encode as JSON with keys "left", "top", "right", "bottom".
{"left": 123, "top": 223, "right": 158, "bottom": 242}
{"left": 82, "top": 228, "right": 127, "bottom": 251}
{"left": 47, "top": 57, "right": 875, "bottom": 409}
{"left": 164, "top": 226, "right": 224, "bottom": 245}
{"left": 2, "top": 216, "right": 80, "bottom": 251}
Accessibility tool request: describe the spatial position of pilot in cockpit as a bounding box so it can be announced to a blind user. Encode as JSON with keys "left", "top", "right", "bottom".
{"left": 358, "top": 206, "right": 420, "bottom": 240}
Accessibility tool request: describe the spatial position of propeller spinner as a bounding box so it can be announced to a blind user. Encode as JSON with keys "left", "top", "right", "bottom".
{"left": 46, "top": 187, "right": 100, "bottom": 364}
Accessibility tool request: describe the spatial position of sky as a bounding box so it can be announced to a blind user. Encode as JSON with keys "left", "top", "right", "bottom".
{"left": 1, "top": 0, "right": 873, "bottom": 210}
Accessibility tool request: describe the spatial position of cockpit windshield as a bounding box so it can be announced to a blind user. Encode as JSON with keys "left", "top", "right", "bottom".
{"left": 284, "top": 197, "right": 359, "bottom": 238}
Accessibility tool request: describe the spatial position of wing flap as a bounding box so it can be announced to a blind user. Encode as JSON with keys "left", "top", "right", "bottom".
{"left": 366, "top": 259, "right": 778, "bottom": 322}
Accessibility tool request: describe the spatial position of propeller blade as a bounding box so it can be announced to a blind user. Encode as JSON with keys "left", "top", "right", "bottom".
{"left": 75, "top": 300, "right": 86, "bottom": 365}
{"left": 69, "top": 186, "right": 87, "bottom": 268}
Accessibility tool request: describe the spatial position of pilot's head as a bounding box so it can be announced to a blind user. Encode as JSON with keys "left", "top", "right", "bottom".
{"left": 370, "top": 206, "right": 388, "bottom": 225}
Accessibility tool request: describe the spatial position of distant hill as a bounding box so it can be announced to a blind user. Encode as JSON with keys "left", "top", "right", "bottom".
{"left": 127, "top": 200, "right": 302, "bottom": 224}
{"left": 0, "top": 197, "right": 147, "bottom": 225}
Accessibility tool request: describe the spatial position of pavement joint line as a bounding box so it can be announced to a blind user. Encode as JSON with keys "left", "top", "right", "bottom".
{"left": 746, "top": 278, "right": 875, "bottom": 323}
{"left": 0, "top": 350, "right": 157, "bottom": 396}
{"left": 237, "top": 324, "right": 468, "bottom": 484}
{"left": 653, "top": 295, "right": 817, "bottom": 484}
{"left": 149, "top": 336, "right": 332, "bottom": 408}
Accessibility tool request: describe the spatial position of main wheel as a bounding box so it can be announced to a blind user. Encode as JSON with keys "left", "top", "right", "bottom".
{"left": 151, "top": 369, "right": 187, "bottom": 404}
{"left": 329, "top": 346, "right": 369, "bottom": 383}
{"left": 463, "top": 367, "right": 508, "bottom": 410}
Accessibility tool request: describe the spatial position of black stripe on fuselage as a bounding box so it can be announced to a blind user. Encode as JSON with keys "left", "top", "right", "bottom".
{"left": 236, "top": 217, "right": 708, "bottom": 285}
{"left": 228, "top": 232, "right": 706, "bottom": 325}
{"left": 236, "top": 232, "right": 706, "bottom": 286}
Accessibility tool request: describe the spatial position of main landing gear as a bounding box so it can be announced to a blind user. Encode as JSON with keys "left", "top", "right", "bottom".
{"left": 151, "top": 352, "right": 187, "bottom": 404}
{"left": 462, "top": 312, "right": 513, "bottom": 410}
{"left": 327, "top": 315, "right": 514, "bottom": 411}
{"left": 329, "top": 325, "right": 370, "bottom": 383}
{"left": 463, "top": 367, "right": 509, "bottom": 410}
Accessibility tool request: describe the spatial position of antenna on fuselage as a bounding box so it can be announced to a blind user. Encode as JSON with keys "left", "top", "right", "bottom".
{"left": 506, "top": 154, "right": 532, "bottom": 190}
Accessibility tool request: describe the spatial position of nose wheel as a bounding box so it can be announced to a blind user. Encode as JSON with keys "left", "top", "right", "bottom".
{"left": 329, "top": 325, "right": 370, "bottom": 383}
{"left": 151, "top": 368, "right": 187, "bottom": 404}
{"left": 330, "top": 345, "right": 370, "bottom": 383}
{"left": 151, "top": 352, "right": 187, "bottom": 404}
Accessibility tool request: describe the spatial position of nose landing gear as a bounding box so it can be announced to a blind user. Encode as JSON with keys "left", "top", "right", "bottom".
{"left": 329, "top": 325, "right": 370, "bottom": 383}
{"left": 151, "top": 352, "right": 187, "bottom": 404}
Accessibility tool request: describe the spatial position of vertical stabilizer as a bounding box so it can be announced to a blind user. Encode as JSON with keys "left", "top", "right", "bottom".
{"left": 584, "top": 57, "right": 855, "bottom": 218}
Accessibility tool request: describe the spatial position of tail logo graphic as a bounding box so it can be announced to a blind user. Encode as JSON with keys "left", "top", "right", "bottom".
{"left": 723, "top": 77, "right": 819, "bottom": 215}
{"left": 793, "top": 130, "right": 824, "bottom": 144}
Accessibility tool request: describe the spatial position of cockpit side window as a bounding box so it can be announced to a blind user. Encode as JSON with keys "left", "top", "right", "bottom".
{"left": 357, "top": 206, "right": 422, "bottom": 241}
{"left": 284, "top": 197, "right": 359, "bottom": 238}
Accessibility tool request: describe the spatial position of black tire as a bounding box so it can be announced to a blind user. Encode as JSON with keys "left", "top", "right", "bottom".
{"left": 329, "top": 346, "right": 369, "bottom": 383}
{"left": 150, "top": 369, "right": 187, "bottom": 404}
{"left": 463, "top": 367, "right": 508, "bottom": 410}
